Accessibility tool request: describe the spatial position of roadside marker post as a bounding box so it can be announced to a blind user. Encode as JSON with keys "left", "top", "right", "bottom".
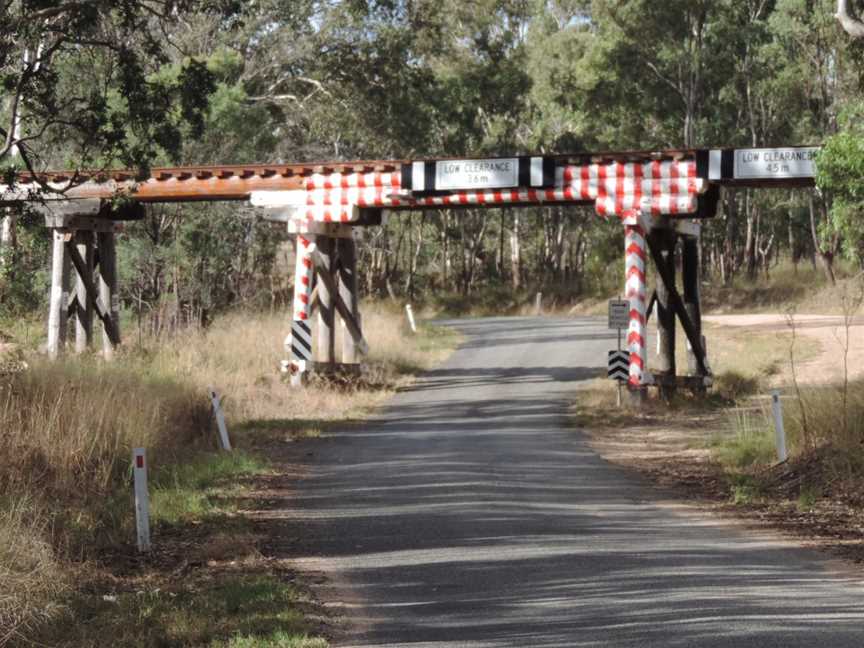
{"left": 607, "top": 299, "right": 630, "bottom": 406}
{"left": 405, "top": 304, "right": 417, "bottom": 334}
{"left": 535, "top": 292, "right": 543, "bottom": 316}
{"left": 132, "top": 448, "right": 151, "bottom": 552}
{"left": 771, "top": 390, "right": 788, "bottom": 463}
{"left": 209, "top": 388, "right": 232, "bottom": 451}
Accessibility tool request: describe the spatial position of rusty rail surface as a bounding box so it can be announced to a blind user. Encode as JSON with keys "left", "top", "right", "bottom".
{"left": 1, "top": 147, "right": 817, "bottom": 205}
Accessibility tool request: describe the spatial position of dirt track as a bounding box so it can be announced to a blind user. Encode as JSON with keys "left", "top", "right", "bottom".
{"left": 704, "top": 314, "right": 864, "bottom": 385}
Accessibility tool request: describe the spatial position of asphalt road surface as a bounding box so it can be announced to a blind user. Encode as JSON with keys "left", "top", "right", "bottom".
{"left": 288, "top": 316, "right": 864, "bottom": 647}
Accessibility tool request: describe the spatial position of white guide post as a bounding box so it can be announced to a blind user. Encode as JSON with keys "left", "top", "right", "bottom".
{"left": 209, "top": 388, "right": 232, "bottom": 451}
{"left": 771, "top": 390, "right": 788, "bottom": 463}
{"left": 535, "top": 292, "right": 543, "bottom": 316}
{"left": 132, "top": 448, "right": 151, "bottom": 552}
{"left": 405, "top": 303, "right": 417, "bottom": 334}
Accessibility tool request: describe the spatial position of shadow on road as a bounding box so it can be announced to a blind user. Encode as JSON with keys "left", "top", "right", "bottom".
{"left": 250, "top": 316, "right": 864, "bottom": 648}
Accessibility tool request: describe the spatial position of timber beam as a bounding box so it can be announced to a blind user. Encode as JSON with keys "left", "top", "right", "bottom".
{"left": 66, "top": 241, "right": 121, "bottom": 346}
{"left": 310, "top": 248, "right": 369, "bottom": 356}
{"left": 644, "top": 231, "right": 710, "bottom": 379}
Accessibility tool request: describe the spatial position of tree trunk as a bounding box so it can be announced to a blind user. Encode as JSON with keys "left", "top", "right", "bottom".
{"left": 722, "top": 189, "right": 738, "bottom": 285}
{"left": 0, "top": 210, "right": 16, "bottom": 281}
{"left": 837, "top": 0, "right": 864, "bottom": 38}
{"left": 743, "top": 192, "right": 758, "bottom": 280}
{"left": 509, "top": 209, "right": 521, "bottom": 290}
{"left": 404, "top": 214, "right": 424, "bottom": 300}
{"left": 440, "top": 212, "right": 451, "bottom": 289}
{"left": 788, "top": 210, "right": 798, "bottom": 274}
{"left": 498, "top": 211, "right": 505, "bottom": 278}
{"left": 809, "top": 195, "right": 837, "bottom": 285}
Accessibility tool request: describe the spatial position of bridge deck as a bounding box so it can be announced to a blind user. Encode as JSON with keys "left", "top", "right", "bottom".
{"left": 1, "top": 147, "right": 817, "bottom": 206}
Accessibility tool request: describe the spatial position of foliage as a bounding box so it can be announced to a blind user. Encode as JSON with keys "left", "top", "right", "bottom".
{"left": 0, "top": 1, "right": 220, "bottom": 180}
{"left": 2, "top": 0, "right": 864, "bottom": 318}
{"left": 818, "top": 102, "right": 864, "bottom": 263}
{"left": 0, "top": 306, "right": 456, "bottom": 644}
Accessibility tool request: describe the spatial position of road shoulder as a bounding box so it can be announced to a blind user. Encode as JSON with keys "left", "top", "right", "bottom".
{"left": 572, "top": 386, "right": 864, "bottom": 569}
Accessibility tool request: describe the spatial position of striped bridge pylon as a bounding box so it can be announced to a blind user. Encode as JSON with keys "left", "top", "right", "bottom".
{"left": 285, "top": 234, "right": 317, "bottom": 375}
{"left": 624, "top": 217, "right": 648, "bottom": 388}
{"left": 291, "top": 320, "right": 312, "bottom": 362}
{"left": 608, "top": 350, "right": 629, "bottom": 382}
{"left": 280, "top": 159, "right": 704, "bottom": 224}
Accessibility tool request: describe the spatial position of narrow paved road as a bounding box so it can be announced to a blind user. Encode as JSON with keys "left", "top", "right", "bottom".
{"left": 287, "top": 316, "right": 864, "bottom": 647}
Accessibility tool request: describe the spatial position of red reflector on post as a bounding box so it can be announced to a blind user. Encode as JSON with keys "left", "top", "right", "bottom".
{"left": 136, "top": 455, "right": 144, "bottom": 469}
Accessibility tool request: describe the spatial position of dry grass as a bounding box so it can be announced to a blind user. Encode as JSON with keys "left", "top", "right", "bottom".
{"left": 136, "top": 304, "right": 453, "bottom": 425}
{"left": 703, "top": 260, "right": 862, "bottom": 315}
{"left": 0, "top": 361, "right": 211, "bottom": 498}
{"left": 0, "top": 499, "right": 67, "bottom": 646}
{"left": 771, "top": 383, "right": 864, "bottom": 466}
{"left": 0, "top": 302, "right": 457, "bottom": 646}
{"left": 0, "top": 362, "right": 212, "bottom": 644}
{"left": 566, "top": 260, "right": 863, "bottom": 318}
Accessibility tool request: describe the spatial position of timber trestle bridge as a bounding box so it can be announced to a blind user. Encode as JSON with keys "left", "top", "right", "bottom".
{"left": 1, "top": 146, "right": 819, "bottom": 400}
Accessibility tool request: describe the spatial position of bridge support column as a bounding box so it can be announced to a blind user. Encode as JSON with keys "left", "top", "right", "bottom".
{"left": 337, "top": 236, "right": 360, "bottom": 365}
{"left": 47, "top": 230, "right": 71, "bottom": 359}
{"left": 624, "top": 218, "right": 648, "bottom": 405}
{"left": 98, "top": 231, "right": 120, "bottom": 360}
{"left": 316, "top": 235, "right": 337, "bottom": 366}
{"left": 74, "top": 231, "right": 95, "bottom": 354}
{"left": 287, "top": 233, "right": 316, "bottom": 387}
{"left": 682, "top": 233, "right": 706, "bottom": 392}
{"left": 643, "top": 220, "right": 711, "bottom": 395}
{"left": 42, "top": 201, "right": 125, "bottom": 360}
{"left": 650, "top": 227, "right": 677, "bottom": 400}
{"left": 284, "top": 222, "right": 368, "bottom": 387}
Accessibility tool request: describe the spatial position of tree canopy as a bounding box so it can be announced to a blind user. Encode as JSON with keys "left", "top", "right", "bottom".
{"left": 2, "top": 0, "right": 864, "bottom": 318}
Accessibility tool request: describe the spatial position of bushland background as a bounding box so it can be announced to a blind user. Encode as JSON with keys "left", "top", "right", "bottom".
{"left": 2, "top": 2, "right": 864, "bottom": 647}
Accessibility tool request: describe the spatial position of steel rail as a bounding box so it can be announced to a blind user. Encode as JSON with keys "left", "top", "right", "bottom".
{"left": 1, "top": 147, "right": 818, "bottom": 205}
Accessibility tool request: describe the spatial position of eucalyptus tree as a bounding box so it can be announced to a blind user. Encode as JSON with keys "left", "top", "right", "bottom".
{"left": 0, "top": 0, "right": 219, "bottom": 314}
{"left": 836, "top": 0, "right": 864, "bottom": 38}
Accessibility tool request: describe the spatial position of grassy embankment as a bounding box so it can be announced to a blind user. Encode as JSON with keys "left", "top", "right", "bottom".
{"left": 424, "top": 257, "right": 863, "bottom": 318}
{"left": 0, "top": 303, "right": 459, "bottom": 647}
{"left": 572, "top": 262, "right": 864, "bottom": 557}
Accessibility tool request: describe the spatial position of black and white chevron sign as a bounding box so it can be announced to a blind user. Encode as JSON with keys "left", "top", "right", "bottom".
{"left": 291, "top": 320, "right": 312, "bottom": 361}
{"left": 608, "top": 350, "right": 629, "bottom": 382}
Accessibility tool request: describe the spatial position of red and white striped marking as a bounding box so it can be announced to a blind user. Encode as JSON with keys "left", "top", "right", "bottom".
{"left": 271, "top": 160, "right": 703, "bottom": 386}
{"left": 289, "top": 234, "right": 317, "bottom": 375}
{"left": 286, "top": 159, "right": 703, "bottom": 223}
{"left": 279, "top": 160, "right": 702, "bottom": 387}
{"left": 624, "top": 220, "right": 648, "bottom": 388}
{"left": 305, "top": 171, "right": 401, "bottom": 191}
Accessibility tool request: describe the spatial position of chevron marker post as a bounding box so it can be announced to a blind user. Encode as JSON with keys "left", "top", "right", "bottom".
{"left": 607, "top": 350, "right": 629, "bottom": 381}
{"left": 288, "top": 234, "right": 317, "bottom": 386}
{"left": 624, "top": 218, "right": 648, "bottom": 391}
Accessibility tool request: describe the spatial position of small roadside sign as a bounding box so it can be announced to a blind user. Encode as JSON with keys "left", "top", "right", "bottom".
{"left": 608, "top": 350, "right": 629, "bottom": 382}
{"left": 608, "top": 299, "right": 629, "bottom": 330}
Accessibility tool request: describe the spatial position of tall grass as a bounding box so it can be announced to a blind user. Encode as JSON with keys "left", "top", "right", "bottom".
{"left": 0, "top": 303, "right": 453, "bottom": 644}
{"left": 138, "top": 305, "right": 453, "bottom": 423}
{"left": 782, "top": 383, "right": 864, "bottom": 467}
{"left": 0, "top": 498, "right": 66, "bottom": 646}
{"left": 0, "top": 361, "right": 210, "bottom": 499}
{"left": 716, "top": 382, "right": 864, "bottom": 496}
{"left": 0, "top": 360, "right": 211, "bottom": 643}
